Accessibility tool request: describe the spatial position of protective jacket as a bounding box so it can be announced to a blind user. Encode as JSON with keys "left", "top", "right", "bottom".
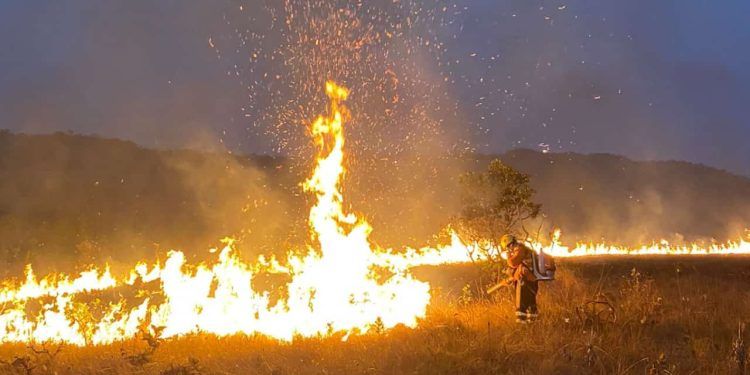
{"left": 506, "top": 243, "right": 537, "bottom": 282}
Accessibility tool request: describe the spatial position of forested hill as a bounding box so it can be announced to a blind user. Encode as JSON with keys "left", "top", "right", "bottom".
{"left": 0, "top": 131, "right": 297, "bottom": 270}
{"left": 488, "top": 149, "right": 750, "bottom": 244}
{"left": 0, "top": 131, "right": 748, "bottom": 270}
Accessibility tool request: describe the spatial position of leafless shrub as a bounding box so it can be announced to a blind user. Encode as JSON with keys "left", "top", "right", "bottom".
{"left": 28, "top": 342, "right": 63, "bottom": 373}
{"left": 620, "top": 268, "right": 663, "bottom": 326}
{"left": 160, "top": 357, "right": 203, "bottom": 375}
{"left": 0, "top": 342, "right": 63, "bottom": 375}
{"left": 121, "top": 325, "right": 164, "bottom": 368}
{"left": 561, "top": 331, "right": 611, "bottom": 372}
{"left": 576, "top": 295, "right": 616, "bottom": 329}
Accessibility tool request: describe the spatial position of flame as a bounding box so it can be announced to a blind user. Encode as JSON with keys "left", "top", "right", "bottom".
{"left": 396, "top": 229, "right": 750, "bottom": 267}
{"left": 541, "top": 229, "right": 750, "bottom": 258}
{"left": 0, "top": 82, "right": 749, "bottom": 346}
{"left": 0, "top": 82, "right": 430, "bottom": 345}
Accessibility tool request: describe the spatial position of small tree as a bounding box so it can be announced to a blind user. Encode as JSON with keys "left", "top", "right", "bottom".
{"left": 456, "top": 159, "right": 541, "bottom": 265}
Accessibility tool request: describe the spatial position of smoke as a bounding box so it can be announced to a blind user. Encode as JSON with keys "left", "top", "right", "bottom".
{"left": 0, "top": 131, "right": 302, "bottom": 277}
{"left": 159, "top": 138, "right": 306, "bottom": 258}
{"left": 499, "top": 150, "right": 750, "bottom": 246}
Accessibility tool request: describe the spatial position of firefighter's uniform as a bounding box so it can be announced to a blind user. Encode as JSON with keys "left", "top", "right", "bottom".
{"left": 503, "top": 237, "right": 539, "bottom": 322}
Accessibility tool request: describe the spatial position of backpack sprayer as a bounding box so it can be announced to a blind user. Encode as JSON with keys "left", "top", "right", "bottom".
{"left": 532, "top": 248, "right": 556, "bottom": 281}
{"left": 486, "top": 241, "right": 556, "bottom": 295}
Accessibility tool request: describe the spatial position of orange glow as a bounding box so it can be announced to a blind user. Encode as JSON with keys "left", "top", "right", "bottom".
{"left": 0, "top": 83, "right": 748, "bottom": 346}
{"left": 0, "top": 82, "right": 431, "bottom": 345}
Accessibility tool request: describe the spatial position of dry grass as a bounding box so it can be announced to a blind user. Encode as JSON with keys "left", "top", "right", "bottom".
{"left": 1, "top": 257, "right": 749, "bottom": 374}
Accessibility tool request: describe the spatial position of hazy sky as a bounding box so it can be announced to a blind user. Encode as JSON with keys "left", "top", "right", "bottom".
{"left": 1, "top": 1, "right": 748, "bottom": 175}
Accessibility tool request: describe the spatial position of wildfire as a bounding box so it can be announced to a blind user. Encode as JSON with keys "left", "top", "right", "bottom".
{"left": 541, "top": 229, "right": 750, "bottom": 258}
{"left": 0, "top": 82, "right": 749, "bottom": 346}
{"left": 0, "top": 82, "right": 432, "bottom": 345}
{"left": 398, "top": 229, "right": 750, "bottom": 267}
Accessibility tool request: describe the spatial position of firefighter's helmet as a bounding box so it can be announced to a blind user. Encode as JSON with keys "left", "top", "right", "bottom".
{"left": 499, "top": 234, "right": 517, "bottom": 250}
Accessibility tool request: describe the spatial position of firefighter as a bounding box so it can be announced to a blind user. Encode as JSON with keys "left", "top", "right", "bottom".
{"left": 500, "top": 234, "right": 539, "bottom": 323}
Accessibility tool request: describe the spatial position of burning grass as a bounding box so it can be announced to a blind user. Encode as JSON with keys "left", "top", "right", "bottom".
{"left": 1, "top": 258, "right": 748, "bottom": 374}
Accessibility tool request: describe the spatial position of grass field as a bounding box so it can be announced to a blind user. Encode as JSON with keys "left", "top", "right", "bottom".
{"left": 1, "top": 257, "right": 749, "bottom": 374}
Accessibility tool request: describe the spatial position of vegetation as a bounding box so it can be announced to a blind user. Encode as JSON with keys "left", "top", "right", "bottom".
{"left": 1, "top": 258, "right": 748, "bottom": 374}
{"left": 0, "top": 132, "right": 749, "bottom": 274}
{"left": 0, "top": 132, "right": 749, "bottom": 373}
{"left": 455, "top": 159, "right": 541, "bottom": 265}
